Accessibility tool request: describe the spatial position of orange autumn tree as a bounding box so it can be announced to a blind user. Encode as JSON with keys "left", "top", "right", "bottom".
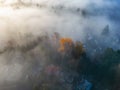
{"left": 58, "top": 38, "right": 85, "bottom": 59}
{"left": 58, "top": 38, "right": 74, "bottom": 52}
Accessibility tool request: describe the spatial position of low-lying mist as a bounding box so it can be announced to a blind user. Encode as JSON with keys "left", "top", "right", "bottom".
{"left": 0, "top": 0, "right": 120, "bottom": 90}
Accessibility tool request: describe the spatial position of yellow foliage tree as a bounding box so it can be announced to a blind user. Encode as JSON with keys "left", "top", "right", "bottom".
{"left": 58, "top": 38, "right": 74, "bottom": 52}
{"left": 58, "top": 38, "right": 85, "bottom": 59}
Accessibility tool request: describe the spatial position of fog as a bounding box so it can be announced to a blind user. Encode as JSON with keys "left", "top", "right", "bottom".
{"left": 0, "top": 0, "right": 119, "bottom": 89}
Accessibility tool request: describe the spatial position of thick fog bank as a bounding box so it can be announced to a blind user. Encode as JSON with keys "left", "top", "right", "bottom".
{"left": 0, "top": 0, "right": 119, "bottom": 89}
